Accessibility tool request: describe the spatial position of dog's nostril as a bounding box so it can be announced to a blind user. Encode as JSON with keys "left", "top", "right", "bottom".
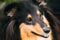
{"left": 43, "top": 27, "right": 50, "bottom": 33}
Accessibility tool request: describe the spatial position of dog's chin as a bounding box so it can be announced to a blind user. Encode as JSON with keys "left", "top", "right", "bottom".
{"left": 31, "top": 31, "right": 49, "bottom": 38}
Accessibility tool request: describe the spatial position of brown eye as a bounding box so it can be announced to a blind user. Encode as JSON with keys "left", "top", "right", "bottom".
{"left": 40, "top": 14, "right": 42, "bottom": 17}
{"left": 40, "top": 14, "right": 44, "bottom": 20}
{"left": 26, "top": 14, "right": 33, "bottom": 24}
{"left": 27, "top": 17, "right": 32, "bottom": 22}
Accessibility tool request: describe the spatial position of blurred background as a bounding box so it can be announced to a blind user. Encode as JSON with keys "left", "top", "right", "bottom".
{"left": 47, "top": 0, "right": 60, "bottom": 19}
{"left": 0, "top": 0, "right": 60, "bottom": 27}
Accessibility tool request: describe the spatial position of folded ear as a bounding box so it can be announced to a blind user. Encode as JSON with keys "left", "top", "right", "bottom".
{"left": 4, "top": 2, "right": 19, "bottom": 17}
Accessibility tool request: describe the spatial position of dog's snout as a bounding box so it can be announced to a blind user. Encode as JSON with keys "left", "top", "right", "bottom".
{"left": 43, "top": 26, "right": 50, "bottom": 33}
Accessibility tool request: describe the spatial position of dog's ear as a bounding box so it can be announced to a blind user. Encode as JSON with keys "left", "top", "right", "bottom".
{"left": 4, "top": 2, "right": 19, "bottom": 17}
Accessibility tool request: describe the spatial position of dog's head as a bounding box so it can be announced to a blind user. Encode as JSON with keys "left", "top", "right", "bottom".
{"left": 4, "top": 1, "right": 53, "bottom": 40}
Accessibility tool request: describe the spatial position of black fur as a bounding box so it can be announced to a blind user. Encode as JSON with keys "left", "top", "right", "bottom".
{"left": 2, "top": 1, "right": 46, "bottom": 40}
{"left": 0, "top": 0, "right": 60, "bottom": 40}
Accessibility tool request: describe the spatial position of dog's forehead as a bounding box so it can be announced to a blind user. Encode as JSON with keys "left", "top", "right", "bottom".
{"left": 21, "top": 9, "right": 41, "bottom": 18}
{"left": 16, "top": 1, "right": 42, "bottom": 18}
{"left": 36, "top": 9, "right": 42, "bottom": 15}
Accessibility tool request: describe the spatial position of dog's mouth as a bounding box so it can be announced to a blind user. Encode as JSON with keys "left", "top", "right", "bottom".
{"left": 31, "top": 31, "right": 49, "bottom": 38}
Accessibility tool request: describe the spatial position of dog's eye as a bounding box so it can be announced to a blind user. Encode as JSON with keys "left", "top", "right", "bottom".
{"left": 26, "top": 14, "right": 33, "bottom": 24}
{"left": 40, "top": 13, "right": 43, "bottom": 17}
{"left": 40, "top": 14, "right": 44, "bottom": 20}
{"left": 26, "top": 17, "right": 32, "bottom": 23}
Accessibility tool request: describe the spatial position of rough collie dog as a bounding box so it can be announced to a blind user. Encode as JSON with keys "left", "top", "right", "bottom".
{"left": 1, "top": 0, "right": 60, "bottom": 40}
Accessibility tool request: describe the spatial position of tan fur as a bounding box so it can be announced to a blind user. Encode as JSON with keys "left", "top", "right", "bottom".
{"left": 19, "top": 23, "right": 53, "bottom": 40}
{"left": 19, "top": 10, "right": 53, "bottom": 40}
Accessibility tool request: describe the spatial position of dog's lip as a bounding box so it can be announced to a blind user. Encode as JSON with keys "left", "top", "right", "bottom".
{"left": 31, "top": 31, "right": 49, "bottom": 38}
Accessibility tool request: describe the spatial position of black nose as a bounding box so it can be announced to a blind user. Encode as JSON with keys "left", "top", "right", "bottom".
{"left": 43, "top": 27, "right": 50, "bottom": 33}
